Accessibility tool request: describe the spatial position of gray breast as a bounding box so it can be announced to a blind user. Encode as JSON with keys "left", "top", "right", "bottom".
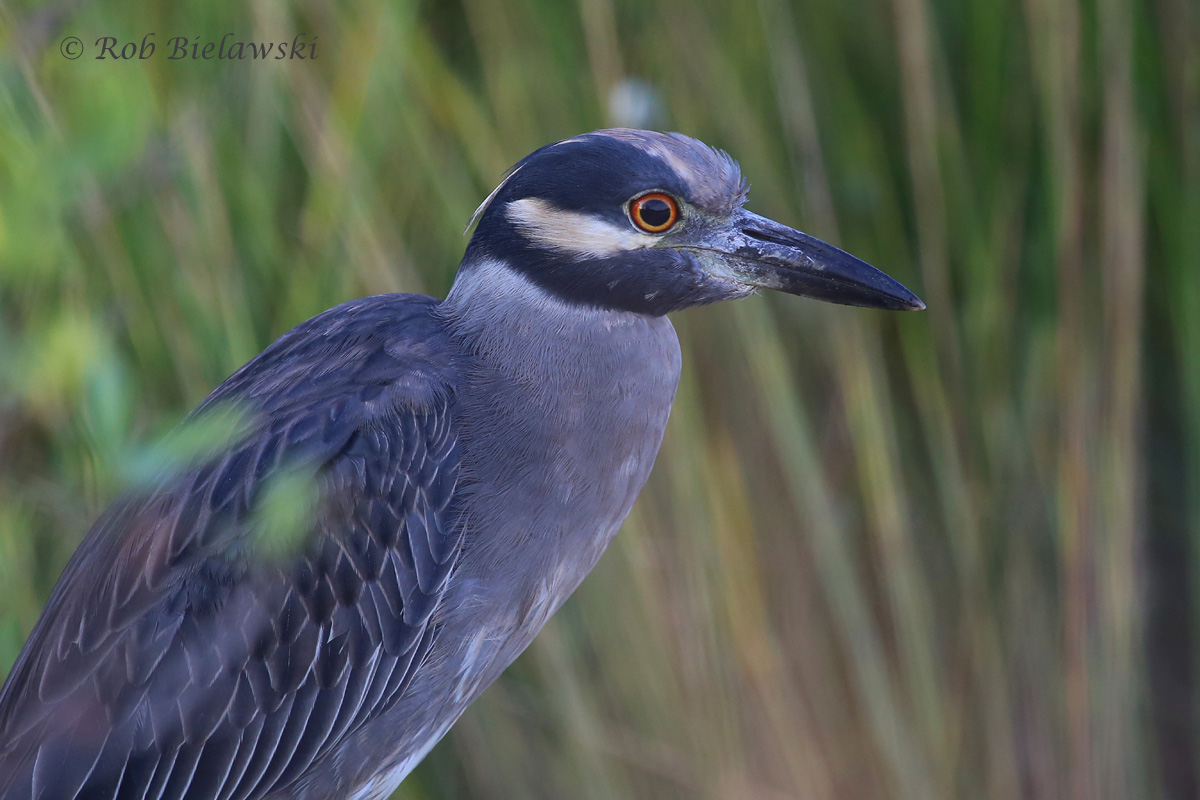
{"left": 441, "top": 258, "right": 680, "bottom": 691}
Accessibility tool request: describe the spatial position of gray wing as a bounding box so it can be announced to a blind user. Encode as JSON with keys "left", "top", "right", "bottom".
{"left": 0, "top": 296, "right": 464, "bottom": 800}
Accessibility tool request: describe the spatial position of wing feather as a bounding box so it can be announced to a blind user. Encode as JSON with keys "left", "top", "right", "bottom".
{"left": 0, "top": 296, "right": 465, "bottom": 800}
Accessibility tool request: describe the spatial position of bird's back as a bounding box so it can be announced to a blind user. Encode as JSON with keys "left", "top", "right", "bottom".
{"left": 0, "top": 294, "right": 467, "bottom": 800}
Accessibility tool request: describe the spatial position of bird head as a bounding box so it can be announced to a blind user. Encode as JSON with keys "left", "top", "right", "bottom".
{"left": 461, "top": 129, "right": 924, "bottom": 316}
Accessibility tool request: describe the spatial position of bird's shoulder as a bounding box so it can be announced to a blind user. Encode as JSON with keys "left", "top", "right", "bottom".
{"left": 203, "top": 292, "right": 460, "bottom": 413}
{"left": 0, "top": 292, "right": 467, "bottom": 800}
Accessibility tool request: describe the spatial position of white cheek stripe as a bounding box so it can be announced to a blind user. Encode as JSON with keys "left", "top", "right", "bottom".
{"left": 505, "top": 197, "right": 659, "bottom": 258}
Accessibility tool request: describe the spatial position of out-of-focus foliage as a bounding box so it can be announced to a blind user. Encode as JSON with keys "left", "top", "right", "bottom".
{"left": 0, "top": 0, "right": 1194, "bottom": 797}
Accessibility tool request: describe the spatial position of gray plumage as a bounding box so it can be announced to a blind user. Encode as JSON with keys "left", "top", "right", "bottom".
{"left": 0, "top": 130, "right": 921, "bottom": 800}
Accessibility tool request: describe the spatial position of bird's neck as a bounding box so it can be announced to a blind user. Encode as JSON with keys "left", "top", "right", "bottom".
{"left": 439, "top": 256, "right": 677, "bottom": 387}
{"left": 436, "top": 254, "right": 681, "bottom": 663}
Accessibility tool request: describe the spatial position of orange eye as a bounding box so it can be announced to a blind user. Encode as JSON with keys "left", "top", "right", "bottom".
{"left": 630, "top": 192, "right": 679, "bottom": 233}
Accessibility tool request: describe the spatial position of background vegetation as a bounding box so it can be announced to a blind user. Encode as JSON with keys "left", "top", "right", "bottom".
{"left": 0, "top": 0, "right": 1194, "bottom": 797}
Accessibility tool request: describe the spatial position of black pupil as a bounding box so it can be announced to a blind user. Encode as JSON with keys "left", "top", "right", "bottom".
{"left": 638, "top": 197, "right": 672, "bottom": 228}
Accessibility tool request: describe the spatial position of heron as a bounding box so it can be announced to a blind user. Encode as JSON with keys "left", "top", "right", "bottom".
{"left": 0, "top": 129, "right": 923, "bottom": 799}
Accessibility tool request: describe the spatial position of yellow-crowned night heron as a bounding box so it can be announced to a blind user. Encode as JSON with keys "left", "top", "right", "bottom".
{"left": 0, "top": 130, "right": 922, "bottom": 799}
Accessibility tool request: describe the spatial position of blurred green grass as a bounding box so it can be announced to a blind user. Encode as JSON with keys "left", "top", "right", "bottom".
{"left": 0, "top": 0, "right": 1194, "bottom": 797}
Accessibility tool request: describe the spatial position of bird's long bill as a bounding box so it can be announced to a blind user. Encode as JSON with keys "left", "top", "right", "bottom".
{"left": 723, "top": 210, "right": 925, "bottom": 311}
